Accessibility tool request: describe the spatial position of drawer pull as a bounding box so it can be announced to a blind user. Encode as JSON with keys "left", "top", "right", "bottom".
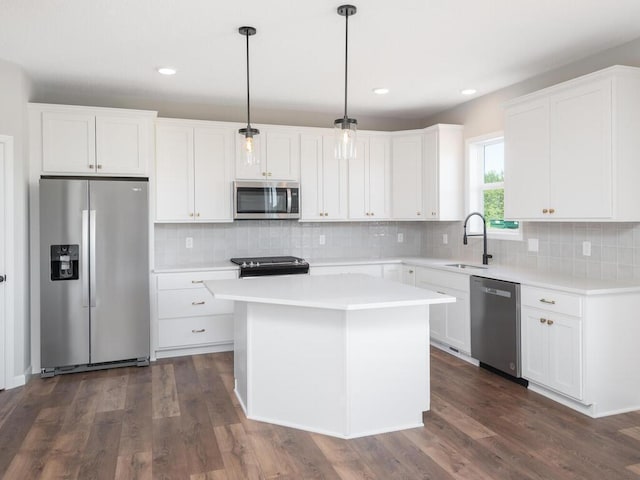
{"left": 546, "top": 319, "right": 554, "bottom": 326}
{"left": 539, "top": 318, "right": 547, "bottom": 324}
{"left": 436, "top": 291, "right": 446, "bottom": 295}
{"left": 192, "top": 301, "right": 205, "bottom": 305}
{"left": 192, "top": 328, "right": 206, "bottom": 333}
{"left": 191, "top": 280, "right": 204, "bottom": 284}
{"left": 408, "top": 270, "right": 414, "bottom": 274}
{"left": 539, "top": 298, "right": 556, "bottom": 305}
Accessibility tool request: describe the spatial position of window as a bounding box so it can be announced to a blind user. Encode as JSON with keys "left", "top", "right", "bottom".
{"left": 467, "top": 133, "right": 522, "bottom": 240}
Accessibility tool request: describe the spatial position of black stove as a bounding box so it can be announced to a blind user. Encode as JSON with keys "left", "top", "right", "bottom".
{"left": 230, "top": 256, "right": 309, "bottom": 278}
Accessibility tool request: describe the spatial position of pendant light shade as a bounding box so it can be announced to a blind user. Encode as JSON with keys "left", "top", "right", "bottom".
{"left": 334, "top": 5, "right": 357, "bottom": 160}
{"left": 239, "top": 26, "right": 259, "bottom": 166}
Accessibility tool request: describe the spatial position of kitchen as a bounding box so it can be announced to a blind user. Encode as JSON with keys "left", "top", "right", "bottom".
{"left": 3, "top": 1, "right": 640, "bottom": 478}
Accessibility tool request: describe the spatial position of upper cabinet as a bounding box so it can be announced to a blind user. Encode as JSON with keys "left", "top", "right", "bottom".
{"left": 235, "top": 126, "right": 300, "bottom": 181}
{"left": 349, "top": 134, "right": 391, "bottom": 220}
{"left": 300, "top": 132, "right": 348, "bottom": 221}
{"left": 390, "top": 125, "right": 464, "bottom": 221}
{"left": 30, "top": 103, "right": 156, "bottom": 176}
{"left": 423, "top": 124, "right": 464, "bottom": 221}
{"left": 504, "top": 66, "right": 640, "bottom": 221}
{"left": 155, "top": 119, "right": 234, "bottom": 222}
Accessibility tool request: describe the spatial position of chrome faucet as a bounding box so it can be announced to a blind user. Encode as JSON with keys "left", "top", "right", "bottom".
{"left": 463, "top": 212, "right": 493, "bottom": 265}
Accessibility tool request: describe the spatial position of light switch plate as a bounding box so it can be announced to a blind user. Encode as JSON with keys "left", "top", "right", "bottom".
{"left": 319, "top": 234, "right": 326, "bottom": 245}
{"left": 442, "top": 234, "right": 448, "bottom": 245}
{"left": 185, "top": 237, "right": 193, "bottom": 249}
{"left": 397, "top": 233, "right": 404, "bottom": 243}
{"left": 582, "top": 241, "right": 591, "bottom": 256}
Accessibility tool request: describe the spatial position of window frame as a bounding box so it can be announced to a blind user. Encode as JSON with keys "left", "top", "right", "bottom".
{"left": 465, "top": 132, "right": 523, "bottom": 241}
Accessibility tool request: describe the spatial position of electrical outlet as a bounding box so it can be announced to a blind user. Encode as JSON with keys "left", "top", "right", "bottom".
{"left": 528, "top": 238, "right": 539, "bottom": 252}
{"left": 442, "top": 234, "right": 448, "bottom": 245}
{"left": 582, "top": 241, "right": 591, "bottom": 256}
{"left": 397, "top": 233, "right": 404, "bottom": 243}
{"left": 319, "top": 234, "right": 326, "bottom": 245}
{"left": 185, "top": 237, "right": 193, "bottom": 249}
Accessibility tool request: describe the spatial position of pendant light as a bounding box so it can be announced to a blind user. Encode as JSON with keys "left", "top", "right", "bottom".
{"left": 334, "top": 5, "right": 357, "bottom": 160}
{"left": 239, "top": 26, "right": 259, "bottom": 166}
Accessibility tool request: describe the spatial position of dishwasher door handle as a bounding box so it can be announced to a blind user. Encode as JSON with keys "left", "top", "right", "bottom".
{"left": 482, "top": 287, "right": 512, "bottom": 298}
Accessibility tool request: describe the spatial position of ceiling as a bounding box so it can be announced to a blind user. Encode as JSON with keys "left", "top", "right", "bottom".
{"left": 2, "top": 0, "right": 640, "bottom": 121}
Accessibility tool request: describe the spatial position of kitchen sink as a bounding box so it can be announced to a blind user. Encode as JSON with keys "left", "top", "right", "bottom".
{"left": 444, "top": 263, "right": 488, "bottom": 270}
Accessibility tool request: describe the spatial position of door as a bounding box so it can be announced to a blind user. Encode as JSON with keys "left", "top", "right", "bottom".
{"left": 263, "top": 129, "right": 299, "bottom": 180}
{"left": 96, "top": 115, "right": 148, "bottom": 175}
{"left": 42, "top": 111, "right": 96, "bottom": 174}
{"left": 348, "top": 137, "right": 368, "bottom": 219}
{"left": 391, "top": 134, "right": 423, "bottom": 219}
{"left": 0, "top": 137, "right": 8, "bottom": 389}
{"left": 194, "top": 127, "right": 234, "bottom": 221}
{"left": 321, "top": 135, "right": 348, "bottom": 220}
{"left": 368, "top": 136, "right": 391, "bottom": 219}
{"left": 155, "top": 125, "right": 194, "bottom": 221}
{"left": 40, "top": 178, "right": 90, "bottom": 369}
{"left": 89, "top": 180, "right": 149, "bottom": 363}
{"left": 300, "top": 134, "right": 324, "bottom": 220}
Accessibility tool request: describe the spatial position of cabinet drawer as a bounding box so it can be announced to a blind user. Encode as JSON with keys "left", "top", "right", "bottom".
{"left": 157, "top": 270, "right": 237, "bottom": 290}
{"left": 416, "top": 267, "right": 469, "bottom": 292}
{"left": 311, "top": 264, "right": 383, "bottom": 277}
{"left": 158, "top": 288, "right": 234, "bottom": 319}
{"left": 521, "top": 286, "right": 582, "bottom": 317}
{"left": 158, "top": 315, "right": 233, "bottom": 348}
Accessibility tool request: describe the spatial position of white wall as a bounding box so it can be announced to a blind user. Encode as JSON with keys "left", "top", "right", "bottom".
{"left": 0, "top": 58, "right": 32, "bottom": 386}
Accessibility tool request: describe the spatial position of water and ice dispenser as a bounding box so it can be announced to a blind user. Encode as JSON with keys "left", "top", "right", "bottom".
{"left": 50, "top": 245, "right": 79, "bottom": 281}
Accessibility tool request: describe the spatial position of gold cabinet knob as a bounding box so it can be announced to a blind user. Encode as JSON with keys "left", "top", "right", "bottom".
{"left": 88, "top": 164, "right": 95, "bottom": 169}
{"left": 268, "top": 172, "right": 272, "bottom": 176}
{"left": 417, "top": 212, "right": 421, "bottom": 216}
{"left": 539, "top": 318, "right": 547, "bottom": 324}
{"left": 365, "top": 212, "right": 370, "bottom": 216}
{"left": 189, "top": 213, "right": 194, "bottom": 217}
{"left": 196, "top": 213, "right": 200, "bottom": 217}
{"left": 542, "top": 208, "right": 548, "bottom": 214}
{"left": 97, "top": 164, "right": 103, "bottom": 169}
{"left": 262, "top": 172, "right": 267, "bottom": 176}
{"left": 549, "top": 208, "right": 555, "bottom": 214}
{"left": 371, "top": 212, "right": 374, "bottom": 216}
{"left": 408, "top": 270, "right": 414, "bottom": 274}
{"left": 547, "top": 319, "right": 554, "bottom": 326}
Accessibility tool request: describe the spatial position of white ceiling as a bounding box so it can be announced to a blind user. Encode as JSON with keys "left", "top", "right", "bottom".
{"left": 2, "top": 0, "right": 640, "bottom": 121}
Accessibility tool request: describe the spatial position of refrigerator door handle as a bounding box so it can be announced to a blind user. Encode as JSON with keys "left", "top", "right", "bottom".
{"left": 82, "top": 209, "right": 90, "bottom": 307}
{"left": 90, "top": 210, "right": 97, "bottom": 307}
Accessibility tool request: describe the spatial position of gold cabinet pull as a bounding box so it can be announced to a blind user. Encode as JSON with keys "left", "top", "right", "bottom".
{"left": 539, "top": 298, "right": 556, "bottom": 305}
{"left": 189, "top": 213, "right": 194, "bottom": 217}
{"left": 546, "top": 319, "right": 554, "bottom": 326}
{"left": 417, "top": 211, "right": 422, "bottom": 216}
{"left": 97, "top": 164, "right": 103, "bottom": 169}
{"left": 191, "top": 328, "right": 206, "bottom": 333}
{"left": 539, "top": 318, "right": 547, "bottom": 324}
{"left": 408, "top": 270, "right": 414, "bottom": 274}
{"left": 267, "top": 172, "right": 272, "bottom": 176}
{"left": 365, "top": 212, "right": 370, "bottom": 216}
{"left": 196, "top": 213, "right": 200, "bottom": 217}
{"left": 549, "top": 208, "right": 555, "bottom": 214}
{"left": 542, "top": 208, "right": 548, "bottom": 214}
{"left": 191, "top": 301, "right": 205, "bottom": 305}
{"left": 191, "top": 280, "right": 203, "bottom": 284}
{"left": 371, "top": 212, "right": 375, "bottom": 216}
{"left": 88, "top": 164, "right": 95, "bottom": 169}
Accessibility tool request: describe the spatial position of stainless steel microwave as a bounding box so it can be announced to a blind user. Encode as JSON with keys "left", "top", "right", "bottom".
{"left": 234, "top": 181, "right": 300, "bottom": 220}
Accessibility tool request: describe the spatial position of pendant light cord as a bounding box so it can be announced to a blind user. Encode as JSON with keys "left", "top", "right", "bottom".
{"left": 245, "top": 32, "right": 252, "bottom": 127}
{"left": 343, "top": 12, "right": 349, "bottom": 120}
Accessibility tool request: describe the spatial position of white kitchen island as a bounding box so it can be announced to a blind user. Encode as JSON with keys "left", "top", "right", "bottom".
{"left": 205, "top": 273, "right": 455, "bottom": 439}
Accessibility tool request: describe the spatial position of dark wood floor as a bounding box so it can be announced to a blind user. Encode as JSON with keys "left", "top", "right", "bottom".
{"left": 1, "top": 349, "right": 639, "bottom": 479}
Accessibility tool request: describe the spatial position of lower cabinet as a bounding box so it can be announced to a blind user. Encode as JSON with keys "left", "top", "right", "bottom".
{"left": 154, "top": 269, "right": 237, "bottom": 357}
{"left": 521, "top": 285, "right": 583, "bottom": 400}
{"left": 415, "top": 267, "right": 470, "bottom": 354}
{"left": 310, "top": 264, "right": 383, "bottom": 277}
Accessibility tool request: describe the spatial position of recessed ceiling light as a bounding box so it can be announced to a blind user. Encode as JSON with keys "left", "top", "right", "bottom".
{"left": 157, "top": 67, "right": 177, "bottom": 76}
{"left": 461, "top": 88, "right": 477, "bottom": 95}
{"left": 373, "top": 87, "right": 389, "bottom": 95}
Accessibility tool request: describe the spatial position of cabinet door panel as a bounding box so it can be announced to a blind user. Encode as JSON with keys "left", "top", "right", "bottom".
{"left": 263, "top": 130, "right": 299, "bottom": 180}
{"left": 348, "top": 138, "right": 369, "bottom": 219}
{"left": 42, "top": 112, "right": 96, "bottom": 173}
{"left": 96, "top": 115, "right": 148, "bottom": 175}
{"left": 521, "top": 308, "right": 548, "bottom": 384}
{"left": 194, "top": 127, "right": 234, "bottom": 221}
{"left": 322, "top": 136, "right": 348, "bottom": 220}
{"left": 444, "top": 289, "right": 470, "bottom": 354}
{"left": 547, "top": 315, "right": 583, "bottom": 399}
{"left": 549, "top": 80, "right": 612, "bottom": 218}
{"left": 504, "top": 99, "right": 549, "bottom": 219}
{"left": 155, "top": 125, "right": 194, "bottom": 221}
{"left": 300, "top": 134, "right": 324, "bottom": 220}
{"left": 368, "top": 136, "right": 391, "bottom": 219}
{"left": 391, "top": 135, "right": 423, "bottom": 219}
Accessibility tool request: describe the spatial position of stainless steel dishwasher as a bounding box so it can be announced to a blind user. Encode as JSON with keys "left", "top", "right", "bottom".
{"left": 470, "top": 275, "right": 526, "bottom": 384}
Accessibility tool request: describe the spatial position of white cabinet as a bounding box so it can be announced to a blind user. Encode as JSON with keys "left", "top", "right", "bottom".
{"left": 349, "top": 135, "right": 391, "bottom": 220}
{"left": 235, "top": 127, "right": 300, "bottom": 181}
{"left": 382, "top": 263, "right": 403, "bottom": 282}
{"left": 505, "top": 66, "right": 640, "bottom": 221}
{"left": 423, "top": 124, "right": 464, "bottom": 220}
{"left": 521, "top": 286, "right": 583, "bottom": 400}
{"left": 154, "top": 270, "right": 237, "bottom": 357}
{"left": 310, "top": 263, "right": 383, "bottom": 277}
{"left": 31, "top": 104, "right": 156, "bottom": 176}
{"left": 391, "top": 133, "right": 423, "bottom": 220}
{"left": 415, "top": 267, "right": 470, "bottom": 354}
{"left": 391, "top": 125, "right": 464, "bottom": 221}
{"left": 155, "top": 120, "right": 234, "bottom": 222}
{"left": 402, "top": 265, "right": 417, "bottom": 286}
{"left": 300, "top": 133, "right": 348, "bottom": 221}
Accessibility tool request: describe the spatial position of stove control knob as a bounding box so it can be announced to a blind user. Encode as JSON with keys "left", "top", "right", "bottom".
{"left": 256, "top": 262, "right": 260, "bottom": 267}
{"left": 241, "top": 262, "right": 247, "bottom": 268}
{"left": 249, "top": 261, "right": 254, "bottom": 267}
{"left": 294, "top": 259, "right": 299, "bottom": 264}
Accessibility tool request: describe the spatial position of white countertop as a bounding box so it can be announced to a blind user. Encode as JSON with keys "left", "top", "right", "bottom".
{"left": 205, "top": 273, "right": 455, "bottom": 311}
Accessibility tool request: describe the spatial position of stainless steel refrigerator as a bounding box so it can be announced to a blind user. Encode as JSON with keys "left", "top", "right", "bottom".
{"left": 40, "top": 177, "right": 150, "bottom": 376}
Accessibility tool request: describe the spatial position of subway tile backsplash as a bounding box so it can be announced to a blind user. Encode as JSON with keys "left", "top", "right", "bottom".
{"left": 154, "top": 221, "right": 425, "bottom": 269}
{"left": 155, "top": 221, "right": 640, "bottom": 280}
{"left": 422, "top": 221, "right": 640, "bottom": 280}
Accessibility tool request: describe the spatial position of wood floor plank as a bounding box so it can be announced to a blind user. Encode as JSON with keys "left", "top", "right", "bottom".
{"left": 179, "top": 394, "right": 225, "bottom": 474}
{"left": 190, "top": 469, "right": 230, "bottom": 480}
{"left": 199, "top": 370, "right": 240, "bottom": 427}
{"left": 311, "top": 433, "right": 381, "bottom": 480}
{"left": 152, "top": 416, "right": 190, "bottom": 480}
{"left": 151, "top": 364, "right": 180, "bottom": 419}
{"left": 214, "top": 423, "right": 264, "bottom": 480}
{"left": 620, "top": 426, "right": 640, "bottom": 441}
{"left": 76, "top": 410, "right": 125, "bottom": 480}
{"left": 119, "top": 376, "right": 153, "bottom": 456}
{"left": 96, "top": 372, "right": 130, "bottom": 412}
{"left": 431, "top": 392, "right": 496, "bottom": 439}
{"left": 115, "top": 451, "right": 152, "bottom": 480}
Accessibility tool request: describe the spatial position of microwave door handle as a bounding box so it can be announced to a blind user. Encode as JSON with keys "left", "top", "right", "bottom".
{"left": 287, "top": 188, "right": 292, "bottom": 213}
